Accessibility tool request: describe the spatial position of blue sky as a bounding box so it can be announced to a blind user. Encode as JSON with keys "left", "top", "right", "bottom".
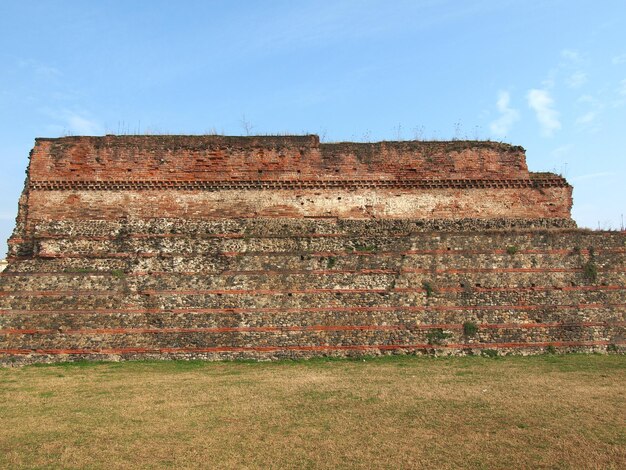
{"left": 1, "top": 0, "right": 625, "bottom": 254}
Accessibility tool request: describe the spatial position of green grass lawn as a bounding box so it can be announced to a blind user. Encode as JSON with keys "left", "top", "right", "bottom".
{"left": 1, "top": 354, "right": 624, "bottom": 469}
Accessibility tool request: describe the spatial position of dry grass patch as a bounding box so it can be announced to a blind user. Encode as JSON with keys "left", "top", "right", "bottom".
{"left": 0, "top": 355, "right": 624, "bottom": 469}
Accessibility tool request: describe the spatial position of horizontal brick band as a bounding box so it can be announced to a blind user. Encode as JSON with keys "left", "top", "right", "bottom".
{"left": 1, "top": 340, "right": 623, "bottom": 356}
{"left": 15, "top": 247, "right": 625, "bottom": 261}
{"left": 1, "top": 285, "right": 624, "bottom": 297}
{"left": 9, "top": 232, "right": 350, "bottom": 243}
{"left": 2, "top": 303, "right": 623, "bottom": 318}
{"left": 4, "top": 267, "right": 626, "bottom": 278}
{"left": 2, "top": 321, "right": 624, "bottom": 336}
{"left": 9, "top": 231, "right": 581, "bottom": 243}
{"left": 2, "top": 302, "right": 624, "bottom": 316}
{"left": 28, "top": 177, "right": 570, "bottom": 191}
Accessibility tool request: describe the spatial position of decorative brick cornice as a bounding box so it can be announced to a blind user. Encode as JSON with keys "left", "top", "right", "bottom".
{"left": 29, "top": 177, "right": 569, "bottom": 191}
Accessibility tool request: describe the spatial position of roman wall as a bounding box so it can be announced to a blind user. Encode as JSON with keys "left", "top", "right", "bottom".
{"left": 29, "top": 135, "right": 530, "bottom": 181}
{"left": 14, "top": 136, "right": 572, "bottom": 235}
{"left": 21, "top": 186, "right": 569, "bottom": 223}
{"left": 0, "top": 136, "right": 622, "bottom": 365}
{"left": 1, "top": 219, "right": 624, "bottom": 363}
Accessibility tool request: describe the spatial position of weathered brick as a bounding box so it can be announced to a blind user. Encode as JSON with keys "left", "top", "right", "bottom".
{"left": 0, "top": 136, "right": 623, "bottom": 365}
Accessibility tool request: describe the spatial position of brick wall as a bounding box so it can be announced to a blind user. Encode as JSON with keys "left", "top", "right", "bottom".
{"left": 15, "top": 135, "right": 572, "bottom": 231}
{"left": 1, "top": 135, "right": 616, "bottom": 365}
{"left": 21, "top": 187, "right": 570, "bottom": 223}
{"left": 29, "top": 135, "right": 530, "bottom": 181}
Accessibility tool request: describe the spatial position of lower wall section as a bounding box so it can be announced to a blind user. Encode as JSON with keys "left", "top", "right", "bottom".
{"left": 1, "top": 220, "right": 624, "bottom": 365}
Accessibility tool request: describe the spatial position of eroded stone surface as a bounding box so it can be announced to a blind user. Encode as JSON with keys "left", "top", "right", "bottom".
{"left": 0, "top": 136, "right": 623, "bottom": 365}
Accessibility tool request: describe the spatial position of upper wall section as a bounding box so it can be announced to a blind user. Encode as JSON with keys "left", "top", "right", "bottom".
{"left": 29, "top": 135, "right": 532, "bottom": 182}
{"left": 10, "top": 135, "right": 573, "bottom": 229}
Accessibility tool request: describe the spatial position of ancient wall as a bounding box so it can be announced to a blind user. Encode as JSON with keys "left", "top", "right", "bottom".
{"left": 20, "top": 186, "right": 569, "bottom": 223}
{"left": 0, "top": 136, "right": 622, "bottom": 365}
{"left": 1, "top": 219, "right": 624, "bottom": 363}
{"left": 14, "top": 136, "right": 572, "bottom": 237}
{"left": 29, "top": 135, "right": 531, "bottom": 181}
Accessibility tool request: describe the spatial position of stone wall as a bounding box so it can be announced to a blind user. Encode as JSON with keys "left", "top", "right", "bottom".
{"left": 0, "top": 136, "right": 622, "bottom": 365}
{"left": 1, "top": 218, "right": 624, "bottom": 364}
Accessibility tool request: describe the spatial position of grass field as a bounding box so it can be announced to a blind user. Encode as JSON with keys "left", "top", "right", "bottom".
{"left": 1, "top": 354, "right": 625, "bottom": 469}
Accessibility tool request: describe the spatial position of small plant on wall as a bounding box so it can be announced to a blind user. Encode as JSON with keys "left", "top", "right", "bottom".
{"left": 582, "top": 260, "right": 598, "bottom": 283}
{"left": 426, "top": 328, "right": 452, "bottom": 345}
{"left": 111, "top": 269, "right": 126, "bottom": 279}
{"left": 545, "top": 345, "right": 557, "bottom": 354}
{"left": 463, "top": 321, "right": 478, "bottom": 336}
{"left": 582, "top": 245, "right": 598, "bottom": 283}
{"left": 353, "top": 243, "right": 377, "bottom": 253}
{"left": 422, "top": 281, "right": 435, "bottom": 297}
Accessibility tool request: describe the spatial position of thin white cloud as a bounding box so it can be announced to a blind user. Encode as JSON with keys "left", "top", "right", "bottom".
{"left": 575, "top": 94, "right": 604, "bottom": 129}
{"left": 41, "top": 108, "right": 103, "bottom": 136}
{"left": 66, "top": 114, "right": 102, "bottom": 135}
{"left": 554, "top": 49, "right": 589, "bottom": 91}
{"left": 541, "top": 70, "right": 556, "bottom": 89}
{"left": 561, "top": 49, "right": 581, "bottom": 63}
{"left": 527, "top": 89, "right": 561, "bottom": 136}
{"left": 566, "top": 71, "right": 587, "bottom": 89}
{"left": 578, "top": 94, "right": 600, "bottom": 105}
{"left": 550, "top": 144, "right": 573, "bottom": 159}
{"left": 18, "top": 59, "right": 62, "bottom": 78}
{"left": 609, "top": 80, "right": 626, "bottom": 108}
{"left": 612, "top": 54, "right": 626, "bottom": 65}
{"left": 489, "top": 91, "right": 520, "bottom": 137}
{"left": 575, "top": 111, "right": 597, "bottom": 126}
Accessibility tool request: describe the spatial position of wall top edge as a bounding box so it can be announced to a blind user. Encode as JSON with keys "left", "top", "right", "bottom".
{"left": 33, "top": 135, "right": 524, "bottom": 152}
